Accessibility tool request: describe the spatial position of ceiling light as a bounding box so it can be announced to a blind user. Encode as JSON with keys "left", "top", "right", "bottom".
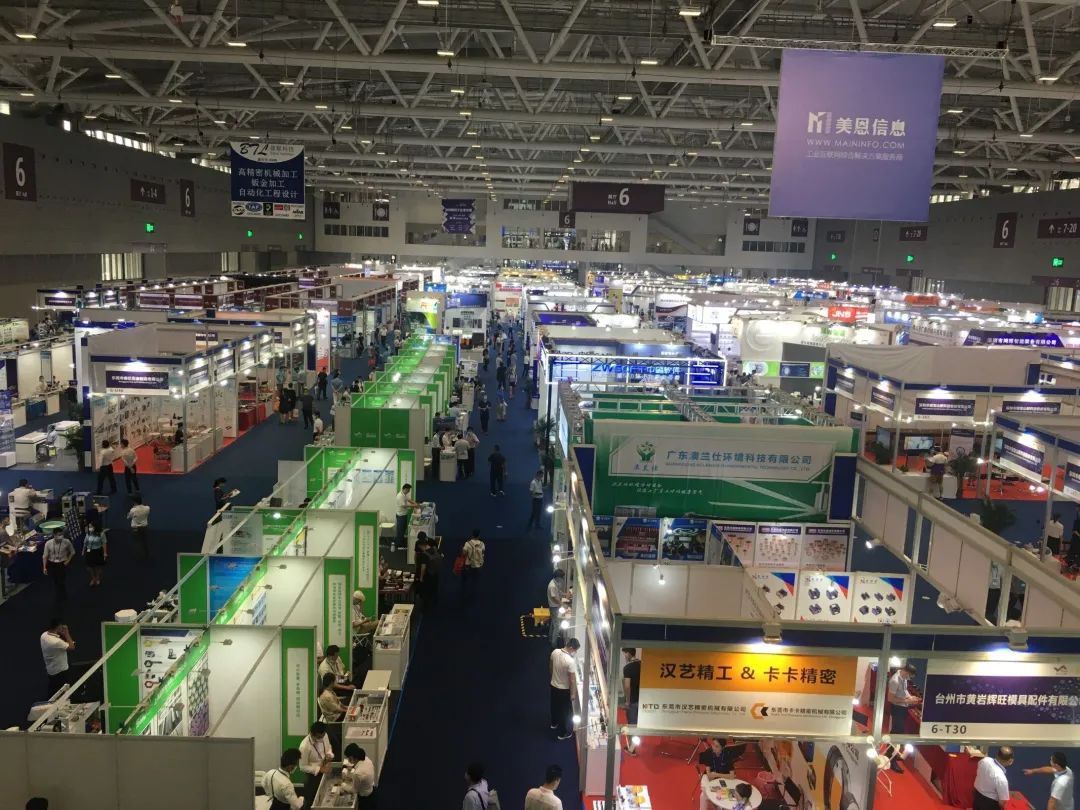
{"left": 449, "top": 87, "right": 466, "bottom": 95}
{"left": 1019, "top": 132, "right": 1034, "bottom": 138}
{"left": 84, "top": 113, "right": 98, "bottom": 120}
{"left": 668, "top": 160, "right": 678, "bottom": 166}
{"left": 168, "top": 98, "right": 183, "bottom": 103}
{"left": 436, "top": 49, "right": 455, "bottom": 57}
{"left": 573, "top": 157, "right": 583, "bottom": 163}
{"left": 105, "top": 72, "right": 123, "bottom": 79}
{"left": 417, "top": 0, "right": 439, "bottom": 5}
{"left": 361, "top": 138, "right": 372, "bottom": 144}
{"left": 958, "top": 173, "right": 969, "bottom": 178}
{"left": 226, "top": 40, "right": 247, "bottom": 47}
{"left": 678, "top": 5, "right": 703, "bottom": 16}
{"left": 616, "top": 94, "right": 633, "bottom": 101}
{"left": 600, "top": 116, "right": 613, "bottom": 123}
{"left": 466, "top": 129, "right": 478, "bottom": 135}
{"left": 932, "top": 16, "right": 957, "bottom": 27}
{"left": 589, "top": 134, "right": 601, "bottom": 141}
{"left": 580, "top": 147, "right": 591, "bottom": 152}
{"left": 18, "top": 91, "right": 34, "bottom": 98}
{"left": 173, "top": 141, "right": 185, "bottom": 147}
{"left": 278, "top": 79, "right": 295, "bottom": 87}
{"left": 135, "top": 130, "right": 149, "bottom": 136}
{"left": 953, "top": 149, "right": 966, "bottom": 155}
{"left": 1037, "top": 74, "right": 1059, "bottom": 83}
{"left": 249, "top": 134, "right": 261, "bottom": 139}
{"left": 459, "top": 110, "right": 472, "bottom": 116}
{"left": 340, "top": 125, "right": 352, "bottom": 130}
{"left": 946, "top": 107, "right": 963, "bottom": 114}
{"left": 15, "top": 31, "right": 36, "bottom": 40}
{"left": 212, "top": 118, "right": 227, "bottom": 124}
{"left": 686, "top": 150, "right": 698, "bottom": 156}
{"left": 740, "top": 121, "right": 754, "bottom": 127}
{"left": 314, "top": 104, "right": 328, "bottom": 110}
{"left": 640, "top": 58, "right": 659, "bottom": 66}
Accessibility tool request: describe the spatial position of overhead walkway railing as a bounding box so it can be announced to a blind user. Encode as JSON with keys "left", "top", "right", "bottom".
{"left": 854, "top": 457, "right": 1080, "bottom": 630}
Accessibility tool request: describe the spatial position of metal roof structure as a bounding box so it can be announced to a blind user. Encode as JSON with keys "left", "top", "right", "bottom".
{"left": 2, "top": 0, "right": 1080, "bottom": 203}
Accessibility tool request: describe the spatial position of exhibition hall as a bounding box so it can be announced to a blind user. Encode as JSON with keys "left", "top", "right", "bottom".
{"left": 1, "top": 2, "right": 1079, "bottom": 810}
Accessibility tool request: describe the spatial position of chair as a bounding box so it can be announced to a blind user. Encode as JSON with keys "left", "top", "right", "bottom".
{"left": 753, "top": 770, "right": 782, "bottom": 801}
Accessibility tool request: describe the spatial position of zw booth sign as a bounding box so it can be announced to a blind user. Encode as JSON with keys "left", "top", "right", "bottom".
{"left": 569, "top": 181, "right": 665, "bottom": 214}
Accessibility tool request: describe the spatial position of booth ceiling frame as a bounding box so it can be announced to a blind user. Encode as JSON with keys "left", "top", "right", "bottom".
{"left": 2, "top": 0, "right": 1080, "bottom": 202}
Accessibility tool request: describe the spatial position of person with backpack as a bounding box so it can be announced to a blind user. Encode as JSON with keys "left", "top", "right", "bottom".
{"left": 463, "top": 762, "right": 495, "bottom": 810}
{"left": 460, "top": 529, "right": 486, "bottom": 601}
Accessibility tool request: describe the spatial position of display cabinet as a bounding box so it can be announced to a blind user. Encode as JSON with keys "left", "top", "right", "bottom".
{"left": 372, "top": 603, "right": 413, "bottom": 689}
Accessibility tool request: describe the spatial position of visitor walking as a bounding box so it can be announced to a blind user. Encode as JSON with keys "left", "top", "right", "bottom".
{"left": 527, "top": 470, "right": 545, "bottom": 531}
{"left": 549, "top": 638, "right": 580, "bottom": 740}
{"left": 42, "top": 527, "right": 75, "bottom": 605}
{"left": 127, "top": 494, "right": 151, "bottom": 559}
{"left": 96, "top": 439, "right": 117, "bottom": 495}
{"left": 460, "top": 530, "right": 486, "bottom": 602}
{"left": 119, "top": 439, "right": 139, "bottom": 494}
{"left": 488, "top": 445, "right": 506, "bottom": 495}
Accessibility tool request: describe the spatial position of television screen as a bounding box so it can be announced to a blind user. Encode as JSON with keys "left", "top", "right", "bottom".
{"left": 875, "top": 429, "right": 892, "bottom": 449}
{"left": 904, "top": 435, "right": 935, "bottom": 452}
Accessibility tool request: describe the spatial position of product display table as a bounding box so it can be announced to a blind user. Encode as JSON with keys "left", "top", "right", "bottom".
{"left": 311, "top": 763, "right": 353, "bottom": 809}
{"left": 406, "top": 502, "right": 437, "bottom": 565}
{"left": 372, "top": 604, "right": 413, "bottom": 690}
{"left": 15, "top": 431, "right": 49, "bottom": 464}
{"left": 601, "top": 785, "right": 651, "bottom": 810}
{"left": 342, "top": 689, "right": 390, "bottom": 781}
{"left": 39, "top": 701, "right": 102, "bottom": 733}
{"left": 362, "top": 670, "right": 392, "bottom": 692}
{"left": 700, "top": 777, "right": 762, "bottom": 810}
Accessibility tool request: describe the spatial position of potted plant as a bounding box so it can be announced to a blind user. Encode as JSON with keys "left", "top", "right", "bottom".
{"left": 948, "top": 453, "right": 979, "bottom": 499}
{"left": 978, "top": 497, "right": 1016, "bottom": 536}
{"left": 869, "top": 442, "right": 892, "bottom": 465}
{"left": 60, "top": 424, "right": 86, "bottom": 471}
{"left": 533, "top": 416, "right": 555, "bottom": 450}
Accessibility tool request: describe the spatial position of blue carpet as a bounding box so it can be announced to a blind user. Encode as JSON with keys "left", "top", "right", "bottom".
{"left": 0, "top": 354, "right": 369, "bottom": 728}
{"left": 374, "top": 332, "right": 582, "bottom": 810}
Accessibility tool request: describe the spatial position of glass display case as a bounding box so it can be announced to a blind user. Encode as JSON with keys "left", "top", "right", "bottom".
{"left": 372, "top": 603, "right": 413, "bottom": 689}
{"left": 342, "top": 688, "right": 391, "bottom": 780}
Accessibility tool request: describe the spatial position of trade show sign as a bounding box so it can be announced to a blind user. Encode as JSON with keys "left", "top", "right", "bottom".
{"left": 796, "top": 571, "right": 852, "bottom": 621}
{"left": 104, "top": 364, "right": 172, "bottom": 396}
{"left": 592, "top": 421, "right": 857, "bottom": 521}
{"left": 229, "top": 142, "right": 305, "bottom": 220}
{"left": 920, "top": 659, "right": 1080, "bottom": 740}
{"left": 639, "top": 649, "right": 857, "bottom": 735}
{"left": 913, "top": 397, "right": 976, "bottom": 419}
{"left": 442, "top": 198, "right": 476, "bottom": 233}
{"left": 1001, "top": 400, "right": 1062, "bottom": 416}
{"left": 851, "top": 573, "right": 909, "bottom": 624}
{"left": 769, "top": 50, "right": 944, "bottom": 222}
{"left": 999, "top": 435, "right": 1045, "bottom": 476}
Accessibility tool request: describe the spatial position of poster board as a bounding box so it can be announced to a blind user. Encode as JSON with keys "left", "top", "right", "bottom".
{"left": 795, "top": 571, "right": 853, "bottom": 621}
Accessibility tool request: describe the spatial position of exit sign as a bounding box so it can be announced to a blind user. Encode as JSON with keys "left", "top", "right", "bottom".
{"left": 1052, "top": 256, "right": 1065, "bottom": 268}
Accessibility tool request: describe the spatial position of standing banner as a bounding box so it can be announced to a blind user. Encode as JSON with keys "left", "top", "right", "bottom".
{"left": 920, "top": 659, "right": 1080, "bottom": 740}
{"left": 639, "top": 648, "right": 857, "bottom": 735}
{"left": 280, "top": 627, "right": 317, "bottom": 750}
{"left": 229, "top": 142, "right": 305, "bottom": 220}
{"left": 769, "top": 50, "right": 944, "bottom": 222}
{"left": 323, "top": 558, "right": 353, "bottom": 669}
{"left": 442, "top": 198, "right": 476, "bottom": 233}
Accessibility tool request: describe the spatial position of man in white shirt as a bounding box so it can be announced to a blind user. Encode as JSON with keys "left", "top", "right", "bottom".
{"left": 394, "top": 483, "right": 418, "bottom": 550}
{"left": 546, "top": 570, "right": 570, "bottom": 646}
{"left": 127, "top": 495, "right": 151, "bottom": 559}
{"left": 119, "top": 439, "right": 139, "bottom": 495}
{"left": 96, "top": 440, "right": 118, "bottom": 496}
{"left": 263, "top": 748, "right": 305, "bottom": 809}
{"left": 42, "top": 527, "right": 75, "bottom": 603}
{"left": 527, "top": 470, "right": 545, "bottom": 531}
{"left": 925, "top": 447, "right": 949, "bottom": 498}
{"left": 317, "top": 645, "right": 353, "bottom": 691}
{"left": 454, "top": 433, "right": 470, "bottom": 480}
{"left": 1047, "top": 513, "right": 1065, "bottom": 556}
{"left": 886, "top": 663, "right": 920, "bottom": 747}
{"left": 1025, "top": 751, "right": 1075, "bottom": 810}
{"left": 312, "top": 413, "right": 324, "bottom": 440}
{"left": 298, "top": 722, "right": 334, "bottom": 805}
{"left": 342, "top": 744, "right": 376, "bottom": 808}
{"left": 40, "top": 617, "right": 75, "bottom": 696}
{"left": 973, "top": 747, "right": 1017, "bottom": 810}
{"left": 549, "top": 637, "right": 579, "bottom": 741}
{"left": 525, "top": 764, "right": 564, "bottom": 810}
{"left": 10, "top": 478, "right": 38, "bottom": 530}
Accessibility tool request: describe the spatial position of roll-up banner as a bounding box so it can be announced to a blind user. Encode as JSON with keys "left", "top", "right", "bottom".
{"left": 769, "top": 50, "right": 944, "bottom": 222}
{"left": 229, "top": 142, "right": 305, "bottom": 220}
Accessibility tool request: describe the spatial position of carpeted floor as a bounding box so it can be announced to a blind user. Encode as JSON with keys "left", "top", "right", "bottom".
{"left": 373, "top": 330, "right": 582, "bottom": 809}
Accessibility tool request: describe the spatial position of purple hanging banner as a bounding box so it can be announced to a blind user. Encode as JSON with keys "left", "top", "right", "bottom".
{"left": 769, "top": 49, "right": 944, "bottom": 222}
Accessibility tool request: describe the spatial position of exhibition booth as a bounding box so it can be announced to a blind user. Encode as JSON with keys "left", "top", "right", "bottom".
{"left": 83, "top": 324, "right": 274, "bottom": 473}
{"left": 0, "top": 334, "right": 75, "bottom": 431}
{"left": 555, "top": 420, "right": 1079, "bottom": 810}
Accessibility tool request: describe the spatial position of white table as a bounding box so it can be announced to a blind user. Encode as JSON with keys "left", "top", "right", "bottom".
{"left": 700, "top": 776, "right": 762, "bottom": 810}
{"left": 15, "top": 432, "right": 48, "bottom": 464}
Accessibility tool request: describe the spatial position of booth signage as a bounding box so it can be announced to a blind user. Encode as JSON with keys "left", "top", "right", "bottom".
{"left": 238, "top": 346, "right": 256, "bottom": 369}
{"left": 779, "top": 362, "right": 811, "bottom": 378}
{"left": 229, "top": 142, "right": 305, "bottom": 220}
{"left": 851, "top": 573, "right": 908, "bottom": 624}
{"left": 639, "top": 649, "right": 857, "bottom": 735}
{"left": 131, "top": 179, "right": 166, "bottom": 204}
{"left": 610, "top": 436, "right": 833, "bottom": 483}
{"left": 920, "top": 659, "right": 1080, "bottom": 740}
{"left": 755, "top": 524, "right": 803, "bottom": 568}
{"left": 835, "top": 374, "right": 855, "bottom": 394}
{"left": 1000, "top": 436, "right": 1045, "bottom": 476}
{"left": 913, "top": 397, "right": 975, "bottom": 418}
{"left": 660, "top": 518, "right": 707, "bottom": 561}
{"left": 613, "top": 516, "right": 661, "bottom": 560}
{"left": 104, "top": 365, "right": 171, "bottom": 396}
{"left": 962, "top": 329, "right": 1063, "bottom": 348}
{"left": 216, "top": 355, "right": 235, "bottom": 378}
{"left": 1001, "top": 400, "right": 1061, "bottom": 416}
{"left": 994, "top": 212, "right": 1017, "bottom": 248}
{"left": 796, "top": 571, "right": 852, "bottom": 621}
{"left": 898, "top": 225, "right": 927, "bottom": 241}
{"left": 187, "top": 365, "right": 211, "bottom": 391}
{"left": 1064, "top": 462, "right": 1080, "bottom": 498}
{"left": 713, "top": 522, "right": 756, "bottom": 565}
{"left": 3, "top": 142, "right": 36, "bottom": 201}
{"left": 749, "top": 569, "right": 798, "bottom": 619}
{"left": 950, "top": 427, "right": 975, "bottom": 457}
{"left": 869, "top": 387, "right": 896, "bottom": 411}
{"left": 802, "top": 525, "right": 850, "bottom": 570}
{"left": 1037, "top": 217, "right": 1080, "bottom": 239}
{"left": 827, "top": 305, "right": 869, "bottom": 323}
{"left": 768, "top": 49, "right": 944, "bottom": 221}
{"left": 569, "top": 181, "right": 665, "bottom": 214}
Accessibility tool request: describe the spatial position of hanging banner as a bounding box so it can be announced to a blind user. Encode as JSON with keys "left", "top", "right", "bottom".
{"left": 769, "top": 50, "right": 944, "bottom": 221}
{"left": 801, "top": 525, "right": 849, "bottom": 570}
{"left": 869, "top": 387, "right": 896, "bottom": 411}
{"left": 613, "top": 516, "right": 661, "bottom": 560}
{"left": 913, "top": 397, "right": 976, "bottom": 419}
{"left": 281, "top": 627, "right": 316, "bottom": 748}
{"left": 852, "top": 573, "right": 909, "bottom": 624}
{"left": 999, "top": 436, "right": 1045, "bottom": 476}
{"left": 442, "top": 198, "right": 476, "bottom": 234}
{"left": 920, "top": 659, "right": 1080, "bottom": 740}
{"left": 639, "top": 648, "right": 857, "bottom": 735}
{"left": 660, "top": 518, "right": 707, "bottom": 562}
{"left": 1063, "top": 462, "right": 1080, "bottom": 498}
{"left": 796, "top": 571, "right": 853, "bottom": 621}
{"left": 568, "top": 181, "right": 665, "bottom": 214}
{"left": 749, "top": 568, "right": 799, "bottom": 619}
{"left": 323, "top": 558, "right": 352, "bottom": 669}
{"left": 104, "top": 365, "right": 172, "bottom": 396}
{"left": 229, "top": 142, "right": 305, "bottom": 220}
{"left": 1001, "top": 400, "right": 1062, "bottom": 416}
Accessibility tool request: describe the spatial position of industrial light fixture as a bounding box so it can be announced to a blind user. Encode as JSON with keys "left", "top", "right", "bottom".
{"left": 678, "top": 5, "right": 703, "bottom": 17}
{"left": 953, "top": 148, "right": 966, "bottom": 155}
{"left": 589, "top": 134, "right": 601, "bottom": 141}
{"left": 417, "top": 0, "right": 439, "bottom": 5}
{"left": 278, "top": 79, "right": 296, "bottom": 87}
{"left": 15, "top": 31, "right": 36, "bottom": 39}
{"left": 932, "top": 16, "right": 957, "bottom": 27}
{"left": 314, "top": 103, "right": 328, "bottom": 110}
{"left": 449, "top": 87, "right": 466, "bottom": 95}
{"left": 740, "top": 121, "right": 754, "bottom": 127}
{"left": 105, "top": 72, "right": 123, "bottom": 79}
{"left": 1019, "top": 132, "right": 1034, "bottom": 138}
{"left": 168, "top": 97, "right": 183, "bottom": 104}
{"left": 580, "top": 147, "right": 591, "bottom": 152}
{"left": 1007, "top": 630, "right": 1029, "bottom": 651}
{"left": 226, "top": 40, "right": 247, "bottom": 47}
{"left": 1037, "top": 74, "right": 1059, "bottom": 83}
{"left": 84, "top": 113, "right": 98, "bottom": 119}
{"left": 946, "top": 107, "right": 963, "bottom": 114}
{"left": 212, "top": 118, "right": 227, "bottom": 124}
{"left": 459, "top": 110, "right": 472, "bottom": 116}
{"left": 18, "top": 91, "right": 34, "bottom": 97}
{"left": 600, "top": 116, "right": 613, "bottom": 123}
{"left": 762, "top": 622, "right": 782, "bottom": 644}
{"left": 639, "top": 57, "right": 659, "bottom": 65}
{"left": 616, "top": 93, "right": 633, "bottom": 101}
